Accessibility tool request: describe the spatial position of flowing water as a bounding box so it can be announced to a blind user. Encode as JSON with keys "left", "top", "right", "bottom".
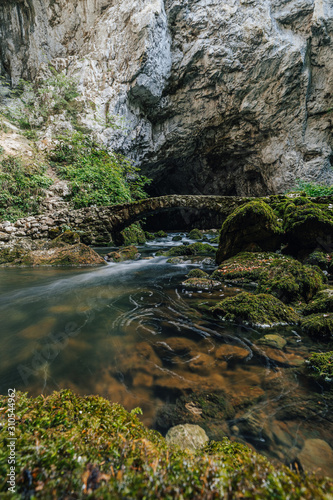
{"left": 1, "top": 235, "right": 333, "bottom": 476}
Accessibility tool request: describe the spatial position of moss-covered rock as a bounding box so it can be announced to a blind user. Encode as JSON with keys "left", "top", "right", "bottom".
{"left": 301, "top": 313, "right": 333, "bottom": 340}
{"left": 305, "top": 251, "right": 330, "bottom": 270}
{"left": 305, "top": 351, "right": 333, "bottom": 382}
{"left": 283, "top": 203, "right": 333, "bottom": 257}
{"left": 0, "top": 390, "right": 332, "bottom": 498}
{"left": 212, "top": 252, "right": 325, "bottom": 303}
{"left": 121, "top": 223, "right": 146, "bottom": 245}
{"left": 49, "top": 230, "right": 80, "bottom": 247}
{"left": 186, "top": 268, "right": 209, "bottom": 278}
{"left": 167, "top": 242, "right": 216, "bottom": 257}
{"left": 257, "top": 258, "right": 325, "bottom": 303}
{"left": 216, "top": 201, "right": 283, "bottom": 264}
{"left": 257, "top": 334, "right": 287, "bottom": 350}
{"left": 154, "top": 230, "right": 168, "bottom": 238}
{"left": 172, "top": 234, "right": 183, "bottom": 241}
{"left": 188, "top": 228, "right": 203, "bottom": 240}
{"left": 105, "top": 245, "right": 139, "bottom": 263}
{"left": 0, "top": 241, "right": 106, "bottom": 267}
{"left": 304, "top": 288, "right": 333, "bottom": 315}
{"left": 210, "top": 292, "right": 299, "bottom": 327}
{"left": 145, "top": 231, "right": 156, "bottom": 241}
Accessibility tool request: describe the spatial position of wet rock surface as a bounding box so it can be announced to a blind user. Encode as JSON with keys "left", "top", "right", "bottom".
{"left": 1, "top": 0, "right": 332, "bottom": 196}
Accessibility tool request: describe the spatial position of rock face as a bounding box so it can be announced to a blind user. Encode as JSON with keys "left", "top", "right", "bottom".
{"left": 1, "top": 1, "right": 333, "bottom": 196}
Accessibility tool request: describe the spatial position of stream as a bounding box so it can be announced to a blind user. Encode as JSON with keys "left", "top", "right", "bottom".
{"left": 0, "top": 234, "right": 332, "bottom": 475}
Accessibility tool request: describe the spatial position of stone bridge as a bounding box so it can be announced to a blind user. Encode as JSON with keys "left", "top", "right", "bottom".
{"left": 0, "top": 195, "right": 255, "bottom": 245}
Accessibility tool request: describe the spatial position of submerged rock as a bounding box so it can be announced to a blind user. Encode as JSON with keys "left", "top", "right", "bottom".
{"left": 166, "top": 424, "right": 209, "bottom": 452}
{"left": 257, "top": 334, "right": 287, "bottom": 350}
{"left": 298, "top": 439, "right": 333, "bottom": 478}
{"left": 216, "top": 201, "right": 282, "bottom": 264}
{"left": 210, "top": 292, "right": 299, "bottom": 327}
{"left": 181, "top": 277, "right": 221, "bottom": 290}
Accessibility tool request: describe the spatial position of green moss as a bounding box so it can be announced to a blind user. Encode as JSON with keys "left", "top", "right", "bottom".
{"left": 1, "top": 390, "right": 331, "bottom": 499}
{"left": 144, "top": 231, "right": 155, "bottom": 241}
{"left": 167, "top": 242, "right": 216, "bottom": 257}
{"left": 211, "top": 252, "right": 278, "bottom": 283}
{"left": 172, "top": 235, "right": 183, "bottom": 241}
{"left": 49, "top": 230, "right": 80, "bottom": 247}
{"left": 305, "top": 351, "right": 333, "bottom": 382}
{"left": 121, "top": 223, "right": 146, "bottom": 245}
{"left": 305, "top": 251, "right": 330, "bottom": 270}
{"left": 257, "top": 259, "right": 325, "bottom": 303}
{"left": 212, "top": 252, "right": 325, "bottom": 303}
{"left": 186, "top": 268, "right": 209, "bottom": 278}
{"left": 301, "top": 313, "right": 333, "bottom": 341}
{"left": 188, "top": 228, "right": 203, "bottom": 240}
{"left": 106, "top": 245, "right": 139, "bottom": 263}
{"left": 0, "top": 247, "right": 26, "bottom": 265}
{"left": 216, "top": 200, "right": 283, "bottom": 263}
{"left": 304, "top": 288, "right": 333, "bottom": 315}
{"left": 154, "top": 230, "right": 168, "bottom": 238}
{"left": 210, "top": 292, "right": 299, "bottom": 326}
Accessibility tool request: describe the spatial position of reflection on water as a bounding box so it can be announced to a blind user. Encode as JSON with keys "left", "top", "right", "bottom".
{"left": 0, "top": 235, "right": 333, "bottom": 476}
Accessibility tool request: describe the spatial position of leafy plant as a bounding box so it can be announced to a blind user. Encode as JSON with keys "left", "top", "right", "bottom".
{"left": 1, "top": 70, "right": 80, "bottom": 131}
{"left": 291, "top": 180, "right": 333, "bottom": 197}
{"left": 0, "top": 157, "right": 53, "bottom": 221}
{"left": 49, "top": 132, "right": 151, "bottom": 209}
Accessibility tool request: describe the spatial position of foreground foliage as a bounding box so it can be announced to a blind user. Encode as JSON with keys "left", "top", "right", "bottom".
{"left": 49, "top": 133, "right": 151, "bottom": 209}
{"left": 0, "top": 157, "right": 53, "bottom": 221}
{"left": 0, "top": 390, "right": 332, "bottom": 499}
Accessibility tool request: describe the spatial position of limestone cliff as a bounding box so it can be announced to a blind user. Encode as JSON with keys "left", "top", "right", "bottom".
{"left": 1, "top": 0, "right": 332, "bottom": 196}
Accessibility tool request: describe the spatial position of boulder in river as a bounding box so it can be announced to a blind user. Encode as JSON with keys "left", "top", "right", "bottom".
{"left": 216, "top": 201, "right": 282, "bottom": 264}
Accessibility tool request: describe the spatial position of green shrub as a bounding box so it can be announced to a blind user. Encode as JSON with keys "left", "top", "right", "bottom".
{"left": 0, "top": 157, "right": 53, "bottom": 221}
{"left": 291, "top": 180, "right": 333, "bottom": 197}
{"left": 49, "top": 133, "right": 151, "bottom": 209}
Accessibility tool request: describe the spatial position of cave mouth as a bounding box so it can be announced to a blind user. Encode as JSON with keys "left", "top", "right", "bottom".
{"left": 142, "top": 207, "right": 226, "bottom": 232}
{"left": 143, "top": 152, "right": 269, "bottom": 199}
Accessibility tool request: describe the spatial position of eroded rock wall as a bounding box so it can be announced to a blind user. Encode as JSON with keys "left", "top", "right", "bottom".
{"left": 0, "top": 0, "right": 332, "bottom": 196}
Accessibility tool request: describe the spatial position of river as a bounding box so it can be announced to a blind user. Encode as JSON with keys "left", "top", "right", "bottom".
{"left": 0, "top": 234, "right": 332, "bottom": 475}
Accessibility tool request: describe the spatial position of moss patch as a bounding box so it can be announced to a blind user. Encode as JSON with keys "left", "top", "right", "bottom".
{"left": 305, "top": 351, "right": 333, "bottom": 382}
{"left": 188, "top": 228, "right": 203, "bottom": 240}
{"left": 186, "top": 268, "right": 209, "bottom": 278}
{"left": 1, "top": 390, "right": 331, "bottom": 498}
{"left": 121, "top": 223, "right": 146, "bottom": 245}
{"left": 304, "top": 288, "right": 333, "bottom": 315}
{"left": 210, "top": 292, "right": 299, "bottom": 327}
{"left": 212, "top": 252, "right": 325, "bottom": 303}
{"left": 166, "top": 242, "right": 216, "bottom": 257}
{"left": 301, "top": 313, "right": 333, "bottom": 341}
{"left": 105, "top": 245, "right": 139, "bottom": 263}
{"left": 216, "top": 200, "right": 283, "bottom": 263}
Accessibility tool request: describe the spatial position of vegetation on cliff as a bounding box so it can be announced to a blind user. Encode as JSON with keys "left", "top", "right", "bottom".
{"left": 0, "top": 390, "right": 332, "bottom": 499}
